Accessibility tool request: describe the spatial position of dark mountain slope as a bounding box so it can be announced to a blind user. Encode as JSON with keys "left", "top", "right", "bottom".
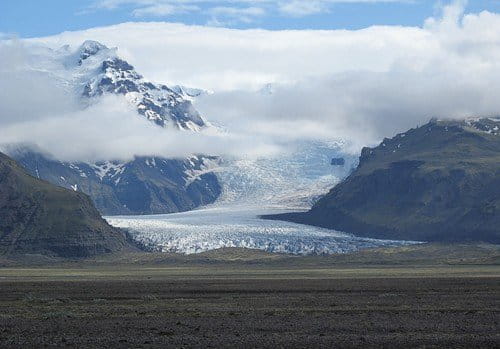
{"left": 264, "top": 118, "right": 500, "bottom": 243}
{"left": 13, "top": 152, "right": 221, "bottom": 215}
{"left": 0, "top": 152, "right": 133, "bottom": 257}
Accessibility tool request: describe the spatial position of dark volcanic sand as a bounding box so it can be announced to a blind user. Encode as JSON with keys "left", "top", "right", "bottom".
{"left": 0, "top": 276, "right": 499, "bottom": 348}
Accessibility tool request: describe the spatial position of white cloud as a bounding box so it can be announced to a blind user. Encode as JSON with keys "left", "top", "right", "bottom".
{"left": 2, "top": 1, "right": 500, "bottom": 161}
{"left": 277, "top": 0, "right": 414, "bottom": 17}
{"left": 0, "top": 95, "right": 282, "bottom": 162}
{"left": 132, "top": 4, "right": 199, "bottom": 17}
{"left": 207, "top": 6, "right": 266, "bottom": 26}
{"left": 210, "top": 6, "right": 265, "bottom": 17}
{"left": 30, "top": 23, "right": 430, "bottom": 92}
{"left": 279, "top": 1, "right": 326, "bottom": 16}
{"left": 0, "top": 40, "right": 284, "bottom": 161}
{"left": 89, "top": 0, "right": 416, "bottom": 20}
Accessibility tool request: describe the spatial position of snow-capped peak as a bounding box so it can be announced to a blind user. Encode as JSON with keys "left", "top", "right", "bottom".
{"left": 36, "top": 40, "right": 209, "bottom": 132}
{"left": 170, "top": 85, "right": 213, "bottom": 101}
{"left": 77, "top": 40, "right": 109, "bottom": 65}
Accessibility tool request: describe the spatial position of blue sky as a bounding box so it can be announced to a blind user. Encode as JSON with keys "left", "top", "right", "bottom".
{"left": 1, "top": 0, "right": 499, "bottom": 38}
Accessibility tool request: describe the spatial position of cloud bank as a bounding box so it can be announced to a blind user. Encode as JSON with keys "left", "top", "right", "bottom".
{"left": 0, "top": 95, "right": 281, "bottom": 162}
{"left": 0, "top": 40, "right": 284, "bottom": 161}
{"left": 1, "top": 1, "right": 500, "bottom": 161}
{"left": 31, "top": 22, "right": 427, "bottom": 92}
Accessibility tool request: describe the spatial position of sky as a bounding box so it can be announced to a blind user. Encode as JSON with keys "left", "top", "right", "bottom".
{"left": 1, "top": 0, "right": 499, "bottom": 37}
{"left": 1, "top": 1, "right": 500, "bottom": 161}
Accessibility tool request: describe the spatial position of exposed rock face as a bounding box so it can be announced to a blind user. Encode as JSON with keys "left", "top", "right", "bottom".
{"left": 13, "top": 152, "right": 221, "bottom": 216}
{"left": 0, "top": 152, "right": 133, "bottom": 257}
{"left": 330, "top": 158, "right": 345, "bottom": 166}
{"left": 265, "top": 118, "right": 500, "bottom": 243}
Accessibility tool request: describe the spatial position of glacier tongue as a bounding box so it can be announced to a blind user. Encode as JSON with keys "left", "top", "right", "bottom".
{"left": 106, "top": 141, "right": 420, "bottom": 255}
{"left": 107, "top": 205, "right": 418, "bottom": 255}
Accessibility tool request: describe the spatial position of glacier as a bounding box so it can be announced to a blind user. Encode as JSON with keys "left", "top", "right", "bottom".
{"left": 107, "top": 205, "right": 417, "bottom": 255}
{"left": 107, "top": 141, "right": 421, "bottom": 255}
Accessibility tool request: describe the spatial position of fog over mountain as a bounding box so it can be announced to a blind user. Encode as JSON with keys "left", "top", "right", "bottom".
{"left": 1, "top": 1, "right": 500, "bottom": 160}
{"left": 0, "top": 40, "right": 281, "bottom": 161}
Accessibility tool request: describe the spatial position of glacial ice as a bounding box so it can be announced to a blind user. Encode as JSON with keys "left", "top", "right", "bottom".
{"left": 107, "top": 205, "right": 419, "bottom": 255}
{"left": 106, "top": 141, "right": 420, "bottom": 255}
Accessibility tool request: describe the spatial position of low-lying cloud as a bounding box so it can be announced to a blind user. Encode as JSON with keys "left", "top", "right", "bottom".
{"left": 0, "top": 41, "right": 285, "bottom": 162}
{"left": 0, "top": 95, "right": 284, "bottom": 162}
{"left": 196, "top": 62, "right": 500, "bottom": 152}
{"left": 0, "top": 56, "right": 282, "bottom": 161}
{"left": 1, "top": 1, "right": 500, "bottom": 161}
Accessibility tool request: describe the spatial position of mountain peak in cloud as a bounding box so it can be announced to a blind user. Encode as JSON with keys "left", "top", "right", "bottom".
{"left": 77, "top": 40, "right": 109, "bottom": 64}
{"left": 48, "top": 40, "right": 208, "bottom": 131}
{"left": 3, "top": 4, "right": 500, "bottom": 162}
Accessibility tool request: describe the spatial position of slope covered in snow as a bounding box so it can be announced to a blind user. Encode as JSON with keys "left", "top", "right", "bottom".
{"left": 62, "top": 40, "right": 207, "bottom": 130}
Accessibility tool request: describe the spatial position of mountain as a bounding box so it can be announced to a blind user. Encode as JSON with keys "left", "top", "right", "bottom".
{"left": 0, "top": 152, "right": 133, "bottom": 258}
{"left": 264, "top": 118, "right": 500, "bottom": 243}
{"left": 170, "top": 85, "right": 212, "bottom": 101}
{"left": 13, "top": 151, "right": 221, "bottom": 215}
{"left": 75, "top": 40, "right": 206, "bottom": 131}
{"left": 10, "top": 40, "right": 221, "bottom": 215}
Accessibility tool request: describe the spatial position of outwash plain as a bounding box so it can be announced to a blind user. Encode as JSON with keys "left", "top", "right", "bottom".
{"left": 0, "top": 244, "right": 498, "bottom": 348}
